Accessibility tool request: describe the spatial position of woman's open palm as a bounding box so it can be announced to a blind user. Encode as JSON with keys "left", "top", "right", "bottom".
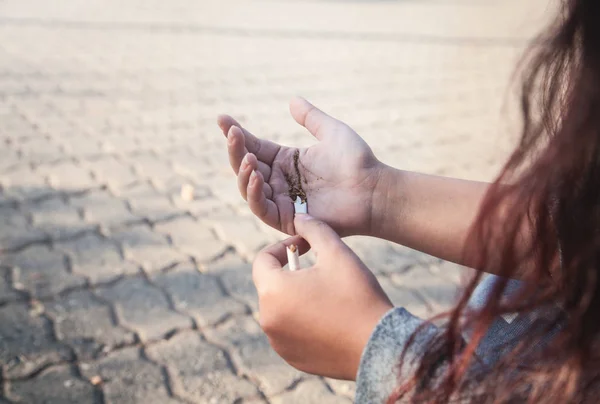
{"left": 217, "top": 97, "right": 383, "bottom": 237}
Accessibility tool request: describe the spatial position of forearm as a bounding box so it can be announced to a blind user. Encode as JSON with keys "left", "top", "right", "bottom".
{"left": 370, "top": 164, "right": 490, "bottom": 267}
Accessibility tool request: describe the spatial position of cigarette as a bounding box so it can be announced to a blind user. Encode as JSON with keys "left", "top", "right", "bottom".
{"left": 287, "top": 244, "right": 300, "bottom": 271}
{"left": 288, "top": 195, "right": 306, "bottom": 271}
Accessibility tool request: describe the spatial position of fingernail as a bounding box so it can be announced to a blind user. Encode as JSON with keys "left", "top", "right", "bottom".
{"left": 241, "top": 155, "right": 249, "bottom": 170}
{"left": 250, "top": 170, "right": 258, "bottom": 186}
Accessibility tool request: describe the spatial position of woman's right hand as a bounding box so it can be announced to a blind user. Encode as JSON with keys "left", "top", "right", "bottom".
{"left": 217, "top": 97, "right": 384, "bottom": 237}
{"left": 252, "top": 214, "right": 393, "bottom": 380}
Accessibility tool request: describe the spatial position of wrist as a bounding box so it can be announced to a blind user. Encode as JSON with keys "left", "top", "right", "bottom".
{"left": 368, "top": 163, "right": 404, "bottom": 239}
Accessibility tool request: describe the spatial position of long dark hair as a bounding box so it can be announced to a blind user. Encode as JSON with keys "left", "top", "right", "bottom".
{"left": 389, "top": 0, "right": 600, "bottom": 402}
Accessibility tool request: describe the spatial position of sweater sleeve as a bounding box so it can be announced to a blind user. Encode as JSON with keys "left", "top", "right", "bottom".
{"left": 354, "top": 307, "right": 439, "bottom": 404}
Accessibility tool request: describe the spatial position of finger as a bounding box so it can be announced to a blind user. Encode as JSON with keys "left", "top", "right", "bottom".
{"left": 256, "top": 160, "right": 272, "bottom": 182}
{"left": 237, "top": 154, "right": 256, "bottom": 200}
{"left": 248, "top": 170, "right": 280, "bottom": 228}
{"left": 289, "top": 97, "right": 343, "bottom": 141}
{"left": 253, "top": 236, "right": 310, "bottom": 286}
{"left": 239, "top": 155, "right": 273, "bottom": 199}
{"left": 228, "top": 126, "right": 271, "bottom": 181}
{"left": 218, "top": 115, "right": 281, "bottom": 164}
{"left": 228, "top": 126, "right": 247, "bottom": 174}
{"left": 293, "top": 214, "right": 344, "bottom": 255}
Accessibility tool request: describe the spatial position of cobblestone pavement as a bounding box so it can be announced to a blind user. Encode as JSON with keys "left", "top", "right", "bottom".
{"left": 0, "top": 0, "right": 550, "bottom": 402}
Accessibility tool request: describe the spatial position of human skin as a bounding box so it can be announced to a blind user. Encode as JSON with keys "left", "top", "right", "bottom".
{"left": 216, "top": 98, "right": 492, "bottom": 380}
{"left": 251, "top": 214, "right": 393, "bottom": 380}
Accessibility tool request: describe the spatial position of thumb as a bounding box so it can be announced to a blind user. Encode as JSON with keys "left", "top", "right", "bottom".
{"left": 294, "top": 214, "right": 344, "bottom": 255}
{"left": 289, "top": 97, "right": 343, "bottom": 141}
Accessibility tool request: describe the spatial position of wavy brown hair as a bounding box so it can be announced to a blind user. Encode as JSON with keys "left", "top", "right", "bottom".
{"left": 389, "top": 0, "right": 600, "bottom": 402}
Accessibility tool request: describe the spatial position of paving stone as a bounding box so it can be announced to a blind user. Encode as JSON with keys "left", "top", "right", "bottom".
{"left": 429, "top": 259, "right": 476, "bottom": 286}
{"left": 42, "top": 161, "right": 94, "bottom": 193}
{"left": 60, "top": 135, "right": 103, "bottom": 158}
{"left": 206, "top": 315, "right": 303, "bottom": 396}
{"left": 81, "top": 347, "right": 179, "bottom": 404}
{"left": 271, "top": 378, "right": 351, "bottom": 404}
{"left": 119, "top": 182, "right": 181, "bottom": 222}
{"left": 96, "top": 277, "right": 191, "bottom": 341}
{"left": 204, "top": 174, "right": 246, "bottom": 209}
{"left": 0, "top": 189, "right": 13, "bottom": 208}
{"left": 57, "top": 233, "right": 138, "bottom": 284}
{"left": 0, "top": 147, "right": 20, "bottom": 173}
{"left": 324, "top": 378, "right": 356, "bottom": 401}
{"left": 390, "top": 265, "right": 463, "bottom": 313}
{"left": 27, "top": 197, "right": 93, "bottom": 239}
{"left": 101, "top": 134, "right": 142, "bottom": 156}
{"left": 140, "top": 131, "right": 178, "bottom": 155}
{"left": 0, "top": 205, "right": 47, "bottom": 252}
{"left": 0, "top": 303, "right": 71, "bottom": 379}
{"left": 173, "top": 195, "right": 235, "bottom": 218}
{"left": 154, "top": 174, "right": 215, "bottom": 212}
{"left": 13, "top": 102, "right": 56, "bottom": 126}
{"left": 195, "top": 148, "right": 230, "bottom": 172}
{"left": 344, "top": 236, "right": 428, "bottom": 276}
{"left": 204, "top": 253, "right": 258, "bottom": 313}
{"left": 209, "top": 215, "right": 274, "bottom": 260}
{"left": 148, "top": 174, "right": 195, "bottom": 199}
{"left": 45, "top": 290, "right": 136, "bottom": 360}
{"left": 154, "top": 216, "right": 229, "bottom": 263}
{"left": 7, "top": 364, "right": 98, "bottom": 404}
{"left": 152, "top": 262, "right": 246, "bottom": 326}
{"left": 146, "top": 331, "right": 259, "bottom": 402}
{"left": 377, "top": 276, "right": 433, "bottom": 319}
{"left": 0, "top": 114, "right": 33, "bottom": 143}
{"left": 0, "top": 166, "right": 52, "bottom": 201}
{"left": 170, "top": 149, "right": 215, "bottom": 181}
{"left": 83, "top": 157, "right": 137, "bottom": 190}
{"left": 147, "top": 171, "right": 201, "bottom": 195}
{"left": 71, "top": 190, "right": 141, "bottom": 229}
{"left": 131, "top": 154, "right": 176, "bottom": 186}
{"left": 0, "top": 266, "right": 20, "bottom": 303}
{"left": 389, "top": 243, "right": 440, "bottom": 268}
{"left": 13, "top": 136, "right": 63, "bottom": 166}
{"left": 240, "top": 398, "right": 268, "bottom": 404}
{"left": 108, "top": 224, "right": 185, "bottom": 273}
{"left": 31, "top": 115, "right": 76, "bottom": 136}
{"left": 5, "top": 245, "right": 86, "bottom": 299}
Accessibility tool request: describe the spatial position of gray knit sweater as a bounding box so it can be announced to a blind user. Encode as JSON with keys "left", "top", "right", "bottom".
{"left": 354, "top": 274, "right": 562, "bottom": 403}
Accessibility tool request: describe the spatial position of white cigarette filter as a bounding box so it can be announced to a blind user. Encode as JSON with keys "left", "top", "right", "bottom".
{"left": 287, "top": 244, "right": 301, "bottom": 271}
{"left": 294, "top": 196, "right": 307, "bottom": 214}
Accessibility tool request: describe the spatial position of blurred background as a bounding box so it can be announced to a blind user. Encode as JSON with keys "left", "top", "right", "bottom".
{"left": 0, "top": 0, "right": 553, "bottom": 403}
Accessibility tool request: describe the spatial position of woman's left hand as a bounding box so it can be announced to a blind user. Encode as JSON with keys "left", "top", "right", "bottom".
{"left": 253, "top": 214, "right": 393, "bottom": 380}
